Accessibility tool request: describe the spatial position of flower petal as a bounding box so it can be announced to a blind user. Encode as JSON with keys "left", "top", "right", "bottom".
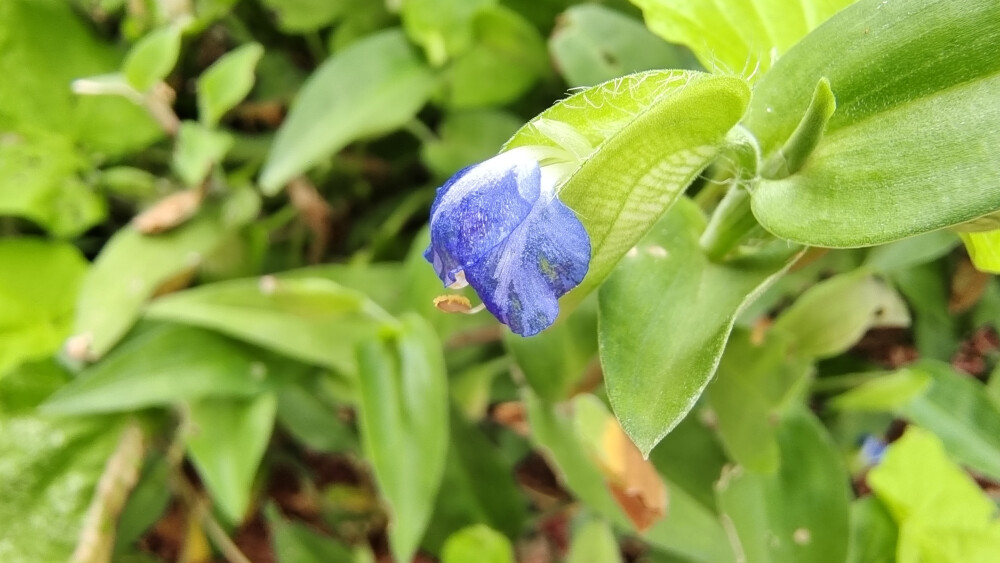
{"left": 464, "top": 194, "right": 591, "bottom": 336}
{"left": 424, "top": 151, "right": 540, "bottom": 286}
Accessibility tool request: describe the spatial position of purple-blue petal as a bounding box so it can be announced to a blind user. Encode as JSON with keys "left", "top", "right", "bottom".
{"left": 425, "top": 152, "right": 540, "bottom": 286}
{"left": 464, "top": 195, "right": 591, "bottom": 336}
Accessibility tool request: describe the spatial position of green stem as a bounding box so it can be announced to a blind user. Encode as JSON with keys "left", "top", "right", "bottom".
{"left": 700, "top": 184, "right": 760, "bottom": 261}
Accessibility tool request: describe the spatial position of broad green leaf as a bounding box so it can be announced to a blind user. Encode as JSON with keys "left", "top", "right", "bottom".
{"left": 0, "top": 132, "right": 106, "bottom": 237}
{"left": 770, "top": 272, "right": 909, "bottom": 360}
{"left": 444, "top": 6, "right": 547, "bottom": 109}
{"left": 0, "top": 239, "right": 88, "bottom": 377}
{"left": 259, "top": 29, "right": 436, "bottom": 193}
{"left": 505, "top": 71, "right": 750, "bottom": 299}
{"left": 599, "top": 198, "right": 799, "bottom": 455}
{"left": 424, "top": 407, "right": 525, "bottom": 549}
{"left": 146, "top": 276, "right": 385, "bottom": 376}
{"left": 867, "top": 426, "right": 1000, "bottom": 562}
{"left": 707, "top": 329, "right": 811, "bottom": 473}
{"left": 122, "top": 25, "right": 182, "bottom": 92}
{"left": 631, "top": 0, "right": 852, "bottom": 78}
{"left": 72, "top": 208, "right": 230, "bottom": 359}
{"left": 0, "top": 0, "right": 160, "bottom": 155}
{"left": 266, "top": 505, "right": 354, "bottom": 562}
{"left": 716, "top": 409, "right": 852, "bottom": 563}
{"left": 847, "top": 497, "right": 897, "bottom": 563}
{"left": 421, "top": 110, "right": 522, "bottom": 179}
{"left": 186, "top": 393, "right": 277, "bottom": 523}
{"left": 567, "top": 519, "right": 620, "bottom": 563}
{"left": 172, "top": 121, "right": 233, "bottom": 186}
{"left": 960, "top": 230, "right": 1000, "bottom": 274}
{"left": 42, "top": 324, "right": 271, "bottom": 415}
{"left": 442, "top": 525, "right": 513, "bottom": 563}
{"left": 505, "top": 295, "right": 597, "bottom": 402}
{"left": 837, "top": 361, "right": 1000, "bottom": 482}
{"left": 549, "top": 4, "right": 691, "bottom": 88}
{"left": 197, "top": 43, "right": 264, "bottom": 126}
{"left": 280, "top": 262, "right": 407, "bottom": 314}
{"left": 401, "top": 0, "right": 495, "bottom": 65}
{"left": 864, "top": 230, "right": 959, "bottom": 274}
{"left": 356, "top": 314, "right": 448, "bottom": 563}
{"left": 745, "top": 0, "right": 1000, "bottom": 246}
{"left": 0, "top": 414, "right": 125, "bottom": 562}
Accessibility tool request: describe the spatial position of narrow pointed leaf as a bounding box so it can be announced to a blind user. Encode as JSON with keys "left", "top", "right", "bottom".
{"left": 356, "top": 314, "right": 448, "bottom": 563}
{"left": 745, "top": 0, "right": 1000, "bottom": 246}
{"left": 600, "top": 198, "right": 799, "bottom": 454}
{"left": 186, "top": 393, "right": 277, "bottom": 524}
{"left": 197, "top": 43, "right": 264, "bottom": 127}
{"left": 259, "top": 29, "right": 435, "bottom": 193}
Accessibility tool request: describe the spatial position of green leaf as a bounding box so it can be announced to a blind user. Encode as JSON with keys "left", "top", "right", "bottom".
{"left": 505, "top": 295, "right": 597, "bottom": 402}
{"left": 0, "top": 414, "right": 126, "bottom": 562}
{"left": 444, "top": 6, "right": 547, "bottom": 109}
{"left": 715, "top": 409, "right": 852, "bottom": 563}
{"left": 186, "top": 393, "right": 276, "bottom": 523}
{"left": 0, "top": 238, "right": 88, "bottom": 377}
{"left": 0, "top": 0, "right": 160, "bottom": 155}
{"left": 275, "top": 378, "right": 356, "bottom": 453}
{"left": 523, "top": 390, "right": 629, "bottom": 528}
{"left": 863, "top": 230, "right": 958, "bottom": 275}
{"left": 549, "top": 4, "right": 691, "bottom": 88}
{"left": 567, "top": 519, "right": 620, "bottom": 563}
{"left": 599, "top": 198, "right": 799, "bottom": 455}
{"left": 960, "top": 230, "right": 1000, "bottom": 274}
{"left": 847, "top": 497, "right": 898, "bottom": 563}
{"left": 259, "top": 29, "right": 436, "bottom": 193}
{"left": 146, "top": 276, "right": 386, "bottom": 377}
{"left": 0, "top": 132, "right": 106, "bottom": 237}
{"left": 421, "top": 110, "right": 522, "bottom": 179}
{"left": 425, "top": 407, "right": 526, "bottom": 549}
{"left": 770, "top": 272, "right": 909, "bottom": 360}
{"left": 259, "top": 0, "right": 348, "bottom": 33}
{"left": 122, "top": 25, "right": 182, "bottom": 92}
{"left": 266, "top": 505, "right": 354, "bottom": 562}
{"left": 42, "top": 324, "right": 271, "bottom": 415}
{"left": 830, "top": 369, "right": 931, "bottom": 412}
{"left": 172, "top": 121, "right": 233, "bottom": 186}
{"left": 356, "top": 314, "right": 448, "bottom": 562}
{"left": 630, "top": 0, "right": 853, "bottom": 78}
{"left": 114, "top": 456, "right": 172, "bottom": 552}
{"left": 707, "top": 329, "right": 812, "bottom": 473}
{"left": 867, "top": 426, "right": 1000, "bottom": 562}
{"left": 71, "top": 208, "right": 230, "bottom": 360}
{"left": 745, "top": 0, "right": 1000, "bottom": 246}
{"left": 197, "top": 43, "right": 264, "bottom": 127}
{"left": 442, "top": 525, "right": 514, "bottom": 563}
{"left": 641, "top": 479, "right": 733, "bottom": 562}
{"left": 647, "top": 412, "right": 728, "bottom": 511}
{"left": 891, "top": 262, "right": 958, "bottom": 361}
{"left": 401, "top": 0, "right": 496, "bottom": 66}
{"left": 0, "top": 358, "right": 71, "bottom": 415}
{"left": 838, "top": 361, "right": 1000, "bottom": 482}
{"left": 505, "top": 71, "right": 750, "bottom": 300}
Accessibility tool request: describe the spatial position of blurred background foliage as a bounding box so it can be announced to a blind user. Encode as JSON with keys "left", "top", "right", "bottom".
{"left": 1, "top": 0, "right": 999, "bottom": 562}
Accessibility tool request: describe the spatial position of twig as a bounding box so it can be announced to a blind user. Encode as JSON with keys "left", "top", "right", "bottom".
{"left": 287, "top": 176, "right": 333, "bottom": 263}
{"left": 70, "top": 421, "right": 146, "bottom": 563}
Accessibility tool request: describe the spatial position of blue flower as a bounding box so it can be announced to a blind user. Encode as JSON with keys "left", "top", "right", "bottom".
{"left": 424, "top": 148, "right": 591, "bottom": 337}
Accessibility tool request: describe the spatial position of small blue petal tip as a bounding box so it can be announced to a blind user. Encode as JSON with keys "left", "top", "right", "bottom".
{"left": 424, "top": 149, "right": 591, "bottom": 336}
